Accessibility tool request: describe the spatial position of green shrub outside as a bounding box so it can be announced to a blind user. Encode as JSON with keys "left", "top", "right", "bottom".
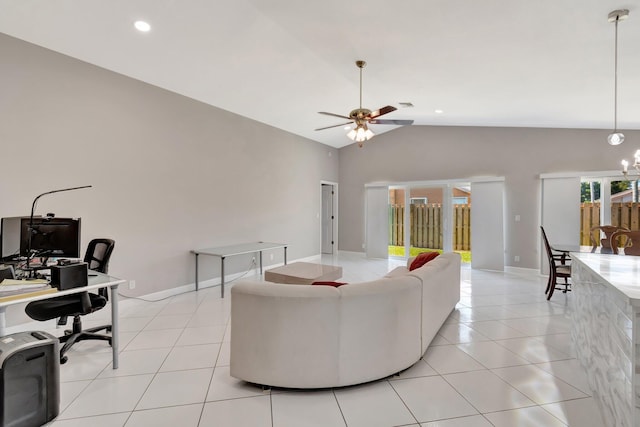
{"left": 388, "top": 246, "right": 471, "bottom": 263}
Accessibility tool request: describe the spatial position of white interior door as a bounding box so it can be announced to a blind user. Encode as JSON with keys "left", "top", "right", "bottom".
{"left": 321, "top": 184, "right": 334, "bottom": 254}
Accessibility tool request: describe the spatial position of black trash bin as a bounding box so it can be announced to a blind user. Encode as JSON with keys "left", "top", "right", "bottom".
{"left": 0, "top": 331, "right": 59, "bottom": 427}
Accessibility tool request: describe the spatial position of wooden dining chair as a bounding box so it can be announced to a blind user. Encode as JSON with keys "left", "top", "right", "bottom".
{"left": 540, "top": 226, "right": 571, "bottom": 300}
{"left": 611, "top": 230, "right": 640, "bottom": 255}
{"left": 591, "top": 225, "right": 629, "bottom": 253}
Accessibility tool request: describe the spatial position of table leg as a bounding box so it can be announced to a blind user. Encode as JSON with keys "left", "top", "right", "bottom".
{"left": 259, "top": 251, "right": 263, "bottom": 274}
{"left": 195, "top": 253, "right": 199, "bottom": 291}
{"left": 221, "top": 257, "right": 225, "bottom": 298}
{"left": 284, "top": 246, "right": 288, "bottom": 265}
{"left": 110, "top": 283, "right": 120, "bottom": 369}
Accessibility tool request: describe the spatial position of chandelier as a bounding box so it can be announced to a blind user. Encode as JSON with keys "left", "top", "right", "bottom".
{"left": 621, "top": 151, "right": 640, "bottom": 179}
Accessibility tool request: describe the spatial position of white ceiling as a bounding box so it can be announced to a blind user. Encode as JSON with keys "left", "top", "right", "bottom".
{"left": 1, "top": 0, "right": 638, "bottom": 148}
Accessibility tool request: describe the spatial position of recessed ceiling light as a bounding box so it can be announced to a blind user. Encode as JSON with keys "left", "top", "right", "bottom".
{"left": 134, "top": 20, "right": 151, "bottom": 32}
{"left": 435, "top": 109, "right": 444, "bottom": 114}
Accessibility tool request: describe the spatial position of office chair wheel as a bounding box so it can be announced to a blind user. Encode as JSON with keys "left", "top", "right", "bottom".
{"left": 60, "top": 355, "right": 68, "bottom": 364}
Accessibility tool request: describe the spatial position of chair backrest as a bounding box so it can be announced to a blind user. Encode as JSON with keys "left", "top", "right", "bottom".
{"left": 591, "top": 225, "right": 629, "bottom": 251}
{"left": 84, "top": 239, "right": 115, "bottom": 274}
{"left": 611, "top": 230, "right": 640, "bottom": 255}
{"left": 540, "top": 226, "right": 554, "bottom": 261}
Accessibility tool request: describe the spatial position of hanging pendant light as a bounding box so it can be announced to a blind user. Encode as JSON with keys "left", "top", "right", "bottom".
{"left": 607, "top": 9, "right": 629, "bottom": 146}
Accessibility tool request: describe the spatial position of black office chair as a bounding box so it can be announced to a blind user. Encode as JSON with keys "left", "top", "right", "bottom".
{"left": 25, "top": 239, "right": 115, "bottom": 363}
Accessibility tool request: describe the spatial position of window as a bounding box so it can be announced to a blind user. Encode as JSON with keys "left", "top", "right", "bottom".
{"left": 410, "top": 197, "right": 427, "bottom": 205}
{"left": 452, "top": 197, "right": 468, "bottom": 205}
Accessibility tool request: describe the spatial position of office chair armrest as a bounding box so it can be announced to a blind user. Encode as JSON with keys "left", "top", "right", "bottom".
{"left": 80, "top": 292, "right": 93, "bottom": 314}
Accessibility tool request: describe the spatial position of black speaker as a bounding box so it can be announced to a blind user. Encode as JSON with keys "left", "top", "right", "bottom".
{"left": 0, "top": 331, "right": 60, "bottom": 427}
{"left": 50, "top": 262, "right": 88, "bottom": 290}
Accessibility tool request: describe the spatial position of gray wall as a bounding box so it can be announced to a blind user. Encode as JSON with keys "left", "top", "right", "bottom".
{"left": 0, "top": 33, "right": 338, "bottom": 318}
{"left": 338, "top": 125, "right": 639, "bottom": 269}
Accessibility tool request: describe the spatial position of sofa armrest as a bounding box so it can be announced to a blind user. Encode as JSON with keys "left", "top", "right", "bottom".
{"left": 230, "top": 281, "right": 341, "bottom": 388}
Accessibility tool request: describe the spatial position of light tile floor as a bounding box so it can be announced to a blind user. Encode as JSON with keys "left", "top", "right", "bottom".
{"left": 21, "top": 252, "right": 606, "bottom": 426}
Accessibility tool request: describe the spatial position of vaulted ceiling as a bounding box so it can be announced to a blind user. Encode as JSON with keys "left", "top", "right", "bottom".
{"left": 1, "top": 0, "right": 638, "bottom": 148}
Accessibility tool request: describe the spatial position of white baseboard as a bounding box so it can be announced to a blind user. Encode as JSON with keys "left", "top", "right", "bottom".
{"left": 120, "top": 254, "right": 322, "bottom": 302}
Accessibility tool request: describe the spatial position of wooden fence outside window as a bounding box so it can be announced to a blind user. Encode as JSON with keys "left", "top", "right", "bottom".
{"left": 389, "top": 204, "right": 471, "bottom": 251}
{"left": 580, "top": 202, "right": 640, "bottom": 245}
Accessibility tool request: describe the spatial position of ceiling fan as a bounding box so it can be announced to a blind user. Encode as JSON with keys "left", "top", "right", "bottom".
{"left": 315, "top": 60, "right": 414, "bottom": 147}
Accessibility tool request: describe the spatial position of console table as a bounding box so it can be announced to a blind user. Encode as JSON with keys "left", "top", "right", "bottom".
{"left": 191, "top": 242, "right": 287, "bottom": 297}
{"left": 570, "top": 252, "right": 640, "bottom": 427}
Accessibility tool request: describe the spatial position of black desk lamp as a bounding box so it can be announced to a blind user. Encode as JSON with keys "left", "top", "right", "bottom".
{"left": 26, "top": 185, "right": 92, "bottom": 271}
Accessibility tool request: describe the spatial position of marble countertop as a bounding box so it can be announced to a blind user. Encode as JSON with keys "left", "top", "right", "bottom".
{"left": 571, "top": 252, "right": 640, "bottom": 303}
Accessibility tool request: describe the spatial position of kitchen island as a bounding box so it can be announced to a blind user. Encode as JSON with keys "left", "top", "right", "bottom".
{"left": 570, "top": 252, "right": 640, "bottom": 427}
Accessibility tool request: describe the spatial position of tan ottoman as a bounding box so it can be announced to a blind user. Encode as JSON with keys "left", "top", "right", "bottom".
{"left": 264, "top": 262, "right": 343, "bottom": 285}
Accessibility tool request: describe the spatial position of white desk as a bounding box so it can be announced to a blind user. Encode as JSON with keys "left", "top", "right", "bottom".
{"left": 0, "top": 273, "right": 126, "bottom": 369}
{"left": 192, "top": 242, "right": 288, "bottom": 297}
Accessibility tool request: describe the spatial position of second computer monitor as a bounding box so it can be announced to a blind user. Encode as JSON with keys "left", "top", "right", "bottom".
{"left": 1, "top": 216, "right": 35, "bottom": 260}
{"left": 20, "top": 217, "right": 81, "bottom": 259}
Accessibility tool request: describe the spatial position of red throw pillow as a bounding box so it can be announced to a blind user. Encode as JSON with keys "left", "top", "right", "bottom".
{"left": 409, "top": 252, "right": 440, "bottom": 271}
{"left": 311, "top": 281, "right": 347, "bottom": 287}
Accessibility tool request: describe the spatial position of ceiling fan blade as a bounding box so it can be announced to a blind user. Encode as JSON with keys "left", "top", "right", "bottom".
{"left": 315, "top": 121, "right": 353, "bottom": 131}
{"left": 369, "top": 119, "right": 414, "bottom": 126}
{"left": 368, "top": 105, "right": 397, "bottom": 119}
{"left": 318, "top": 111, "right": 351, "bottom": 120}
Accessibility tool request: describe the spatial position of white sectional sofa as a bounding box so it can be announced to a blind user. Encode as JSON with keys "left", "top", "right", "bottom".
{"left": 230, "top": 252, "right": 461, "bottom": 388}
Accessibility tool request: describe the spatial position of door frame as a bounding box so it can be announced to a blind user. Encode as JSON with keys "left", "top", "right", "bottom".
{"left": 320, "top": 181, "right": 339, "bottom": 255}
{"left": 368, "top": 176, "right": 502, "bottom": 265}
{"left": 390, "top": 182, "right": 468, "bottom": 259}
{"left": 539, "top": 170, "right": 621, "bottom": 272}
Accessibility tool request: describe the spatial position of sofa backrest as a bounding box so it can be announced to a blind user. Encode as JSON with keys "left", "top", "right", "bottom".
{"left": 337, "top": 275, "right": 422, "bottom": 383}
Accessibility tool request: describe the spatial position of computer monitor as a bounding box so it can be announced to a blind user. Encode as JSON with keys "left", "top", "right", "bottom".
{"left": 19, "top": 217, "right": 81, "bottom": 259}
{"left": 1, "top": 216, "right": 39, "bottom": 260}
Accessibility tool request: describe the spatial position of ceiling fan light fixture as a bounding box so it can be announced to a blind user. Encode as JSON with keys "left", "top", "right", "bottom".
{"left": 346, "top": 124, "right": 374, "bottom": 144}
{"left": 364, "top": 128, "right": 375, "bottom": 140}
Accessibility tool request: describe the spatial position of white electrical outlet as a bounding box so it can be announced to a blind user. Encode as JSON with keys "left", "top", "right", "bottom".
{"left": 514, "top": 256, "right": 520, "bottom": 262}
{"left": 270, "top": 253, "right": 274, "bottom": 261}
{"left": 129, "top": 280, "right": 136, "bottom": 290}
{"left": 252, "top": 256, "right": 256, "bottom": 264}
